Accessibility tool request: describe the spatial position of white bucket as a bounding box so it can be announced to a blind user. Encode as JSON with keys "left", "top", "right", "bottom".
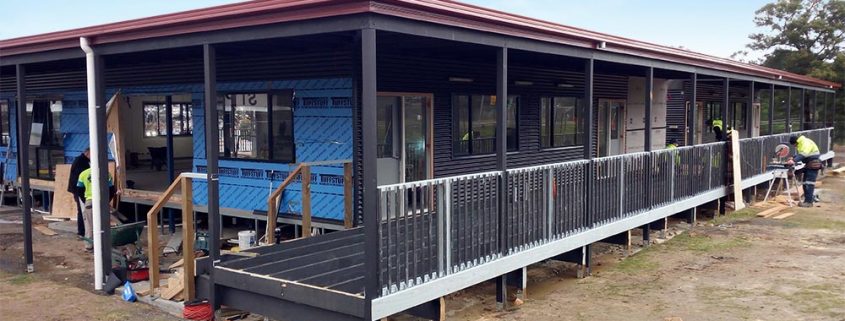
{"left": 237, "top": 230, "right": 256, "bottom": 250}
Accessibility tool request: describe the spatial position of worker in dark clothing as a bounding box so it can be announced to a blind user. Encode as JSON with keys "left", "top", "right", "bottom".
{"left": 705, "top": 118, "right": 725, "bottom": 141}
{"left": 68, "top": 148, "right": 90, "bottom": 237}
{"left": 787, "top": 135, "right": 821, "bottom": 208}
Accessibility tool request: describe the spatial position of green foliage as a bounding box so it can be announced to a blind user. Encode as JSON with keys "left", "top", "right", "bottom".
{"left": 741, "top": 0, "right": 845, "bottom": 143}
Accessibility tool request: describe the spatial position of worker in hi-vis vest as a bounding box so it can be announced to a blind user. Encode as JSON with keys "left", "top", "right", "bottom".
{"left": 705, "top": 118, "right": 725, "bottom": 141}
{"left": 787, "top": 135, "right": 822, "bottom": 208}
{"left": 76, "top": 167, "right": 117, "bottom": 251}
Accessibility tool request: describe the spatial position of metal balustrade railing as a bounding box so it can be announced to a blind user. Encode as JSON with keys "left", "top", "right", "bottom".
{"left": 376, "top": 128, "right": 833, "bottom": 297}
{"left": 377, "top": 171, "right": 500, "bottom": 295}
{"left": 738, "top": 128, "right": 833, "bottom": 180}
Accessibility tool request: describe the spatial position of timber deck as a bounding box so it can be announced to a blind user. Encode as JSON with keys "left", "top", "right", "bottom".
{"left": 213, "top": 228, "right": 367, "bottom": 320}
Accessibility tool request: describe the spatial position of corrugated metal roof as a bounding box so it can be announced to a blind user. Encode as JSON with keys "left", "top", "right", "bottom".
{"left": 0, "top": 0, "right": 839, "bottom": 89}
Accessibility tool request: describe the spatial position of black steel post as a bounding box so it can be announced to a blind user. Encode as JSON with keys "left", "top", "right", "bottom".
{"left": 495, "top": 46, "right": 509, "bottom": 310}
{"left": 720, "top": 78, "right": 729, "bottom": 216}
{"left": 93, "top": 54, "right": 112, "bottom": 277}
{"left": 361, "top": 28, "right": 379, "bottom": 320}
{"left": 786, "top": 87, "right": 792, "bottom": 133}
{"left": 748, "top": 82, "right": 754, "bottom": 138}
{"left": 642, "top": 67, "right": 654, "bottom": 243}
{"left": 203, "top": 43, "right": 221, "bottom": 309}
{"left": 812, "top": 91, "right": 818, "bottom": 129}
{"left": 823, "top": 92, "right": 828, "bottom": 128}
{"left": 688, "top": 73, "right": 697, "bottom": 145}
{"left": 15, "top": 64, "right": 33, "bottom": 273}
{"left": 583, "top": 59, "right": 596, "bottom": 259}
{"left": 800, "top": 88, "right": 806, "bottom": 131}
{"left": 165, "top": 95, "right": 175, "bottom": 233}
{"left": 644, "top": 67, "right": 653, "bottom": 151}
{"left": 722, "top": 79, "right": 730, "bottom": 133}
{"left": 769, "top": 84, "right": 775, "bottom": 135}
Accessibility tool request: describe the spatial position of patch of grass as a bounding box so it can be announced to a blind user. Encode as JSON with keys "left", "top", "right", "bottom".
{"left": 765, "top": 283, "right": 845, "bottom": 317}
{"left": 613, "top": 249, "right": 658, "bottom": 274}
{"left": 664, "top": 232, "right": 750, "bottom": 253}
{"left": 711, "top": 207, "right": 760, "bottom": 225}
{"left": 782, "top": 215, "right": 845, "bottom": 231}
{"left": 5, "top": 273, "right": 34, "bottom": 286}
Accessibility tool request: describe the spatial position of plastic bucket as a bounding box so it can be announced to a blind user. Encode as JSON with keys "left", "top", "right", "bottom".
{"left": 237, "top": 230, "right": 256, "bottom": 250}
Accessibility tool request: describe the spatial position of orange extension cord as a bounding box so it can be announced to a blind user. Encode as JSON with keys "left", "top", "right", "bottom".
{"left": 183, "top": 299, "right": 213, "bottom": 321}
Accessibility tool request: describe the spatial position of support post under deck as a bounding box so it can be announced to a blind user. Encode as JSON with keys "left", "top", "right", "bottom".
{"left": 495, "top": 46, "right": 509, "bottom": 311}
{"left": 15, "top": 64, "right": 33, "bottom": 273}
{"left": 203, "top": 43, "right": 221, "bottom": 310}
{"left": 361, "top": 28, "right": 379, "bottom": 321}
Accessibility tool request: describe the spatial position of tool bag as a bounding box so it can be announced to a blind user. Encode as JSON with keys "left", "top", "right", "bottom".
{"left": 806, "top": 159, "right": 823, "bottom": 170}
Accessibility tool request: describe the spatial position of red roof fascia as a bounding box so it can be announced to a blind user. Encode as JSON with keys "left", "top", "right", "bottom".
{"left": 0, "top": 0, "right": 370, "bottom": 56}
{"left": 376, "top": 0, "right": 840, "bottom": 89}
{"left": 0, "top": 0, "right": 839, "bottom": 89}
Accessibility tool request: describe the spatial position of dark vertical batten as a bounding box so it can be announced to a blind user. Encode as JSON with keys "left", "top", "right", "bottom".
{"left": 786, "top": 87, "right": 792, "bottom": 133}
{"left": 688, "top": 73, "right": 697, "bottom": 145}
{"left": 800, "top": 88, "right": 806, "bottom": 130}
{"left": 747, "top": 82, "right": 754, "bottom": 138}
{"left": 644, "top": 67, "right": 653, "bottom": 151}
{"left": 769, "top": 84, "right": 774, "bottom": 135}
{"left": 360, "top": 28, "right": 378, "bottom": 320}
{"left": 203, "top": 43, "right": 221, "bottom": 309}
{"left": 16, "top": 64, "right": 34, "bottom": 273}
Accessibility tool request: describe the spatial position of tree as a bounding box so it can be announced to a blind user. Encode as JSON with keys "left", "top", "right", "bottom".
{"left": 739, "top": 0, "right": 845, "bottom": 142}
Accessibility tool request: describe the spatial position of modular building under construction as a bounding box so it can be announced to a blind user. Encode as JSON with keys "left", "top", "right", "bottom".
{"left": 0, "top": 0, "right": 839, "bottom": 320}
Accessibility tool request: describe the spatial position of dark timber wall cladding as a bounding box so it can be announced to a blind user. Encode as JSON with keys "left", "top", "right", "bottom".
{"left": 377, "top": 53, "right": 591, "bottom": 178}
{"left": 666, "top": 87, "right": 686, "bottom": 146}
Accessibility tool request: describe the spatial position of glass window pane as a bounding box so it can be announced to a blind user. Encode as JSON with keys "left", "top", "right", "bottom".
{"left": 553, "top": 97, "right": 578, "bottom": 147}
{"left": 271, "top": 92, "right": 294, "bottom": 162}
{"left": 507, "top": 96, "right": 518, "bottom": 151}
{"left": 144, "top": 104, "right": 159, "bottom": 137}
{"left": 377, "top": 96, "right": 399, "bottom": 158}
{"left": 540, "top": 98, "right": 551, "bottom": 148}
{"left": 0, "top": 101, "right": 9, "bottom": 146}
{"left": 471, "top": 95, "right": 496, "bottom": 154}
{"left": 453, "top": 95, "right": 470, "bottom": 155}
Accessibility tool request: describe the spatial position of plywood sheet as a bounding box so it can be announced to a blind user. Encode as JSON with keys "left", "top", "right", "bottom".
{"left": 730, "top": 130, "right": 746, "bottom": 211}
{"left": 50, "top": 164, "right": 77, "bottom": 220}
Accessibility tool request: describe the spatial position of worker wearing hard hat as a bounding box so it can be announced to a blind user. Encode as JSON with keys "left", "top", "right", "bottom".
{"left": 786, "top": 135, "right": 821, "bottom": 208}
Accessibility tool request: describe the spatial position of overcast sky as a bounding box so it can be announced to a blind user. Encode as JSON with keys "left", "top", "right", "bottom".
{"left": 0, "top": 0, "right": 771, "bottom": 59}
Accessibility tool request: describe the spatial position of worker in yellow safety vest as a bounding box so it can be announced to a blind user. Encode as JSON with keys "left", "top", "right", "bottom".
{"left": 666, "top": 138, "right": 681, "bottom": 165}
{"left": 786, "top": 135, "right": 821, "bottom": 208}
{"left": 705, "top": 118, "right": 725, "bottom": 141}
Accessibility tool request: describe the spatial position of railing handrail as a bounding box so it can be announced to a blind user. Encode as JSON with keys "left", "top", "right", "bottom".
{"left": 146, "top": 173, "right": 201, "bottom": 302}
{"left": 378, "top": 170, "right": 501, "bottom": 190}
{"left": 266, "top": 163, "right": 307, "bottom": 243}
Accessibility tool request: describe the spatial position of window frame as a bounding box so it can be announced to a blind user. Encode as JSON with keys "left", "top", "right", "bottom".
{"left": 142, "top": 101, "right": 193, "bottom": 138}
{"left": 217, "top": 90, "right": 296, "bottom": 163}
{"left": 452, "top": 94, "right": 519, "bottom": 157}
{"left": 0, "top": 99, "right": 10, "bottom": 147}
{"left": 540, "top": 96, "right": 583, "bottom": 149}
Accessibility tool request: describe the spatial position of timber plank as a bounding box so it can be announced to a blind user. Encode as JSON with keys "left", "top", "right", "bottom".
{"left": 756, "top": 205, "right": 787, "bottom": 218}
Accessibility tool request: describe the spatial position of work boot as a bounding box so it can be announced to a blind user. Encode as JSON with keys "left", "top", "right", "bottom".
{"left": 798, "top": 202, "right": 813, "bottom": 208}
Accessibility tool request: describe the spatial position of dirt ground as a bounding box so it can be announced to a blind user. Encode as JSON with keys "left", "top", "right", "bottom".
{"left": 1, "top": 151, "right": 843, "bottom": 321}
{"left": 0, "top": 209, "right": 180, "bottom": 321}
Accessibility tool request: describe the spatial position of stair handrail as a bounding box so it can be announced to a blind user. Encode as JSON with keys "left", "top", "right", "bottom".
{"left": 265, "top": 159, "right": 352, "bottom": 244}
{"left": 146, "top": 172, "right": 204, "bottom": 301}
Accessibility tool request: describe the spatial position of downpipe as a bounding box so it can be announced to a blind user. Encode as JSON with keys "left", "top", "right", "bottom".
{"left": 80, "top": 37, "right": 104, "bottom": 291}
